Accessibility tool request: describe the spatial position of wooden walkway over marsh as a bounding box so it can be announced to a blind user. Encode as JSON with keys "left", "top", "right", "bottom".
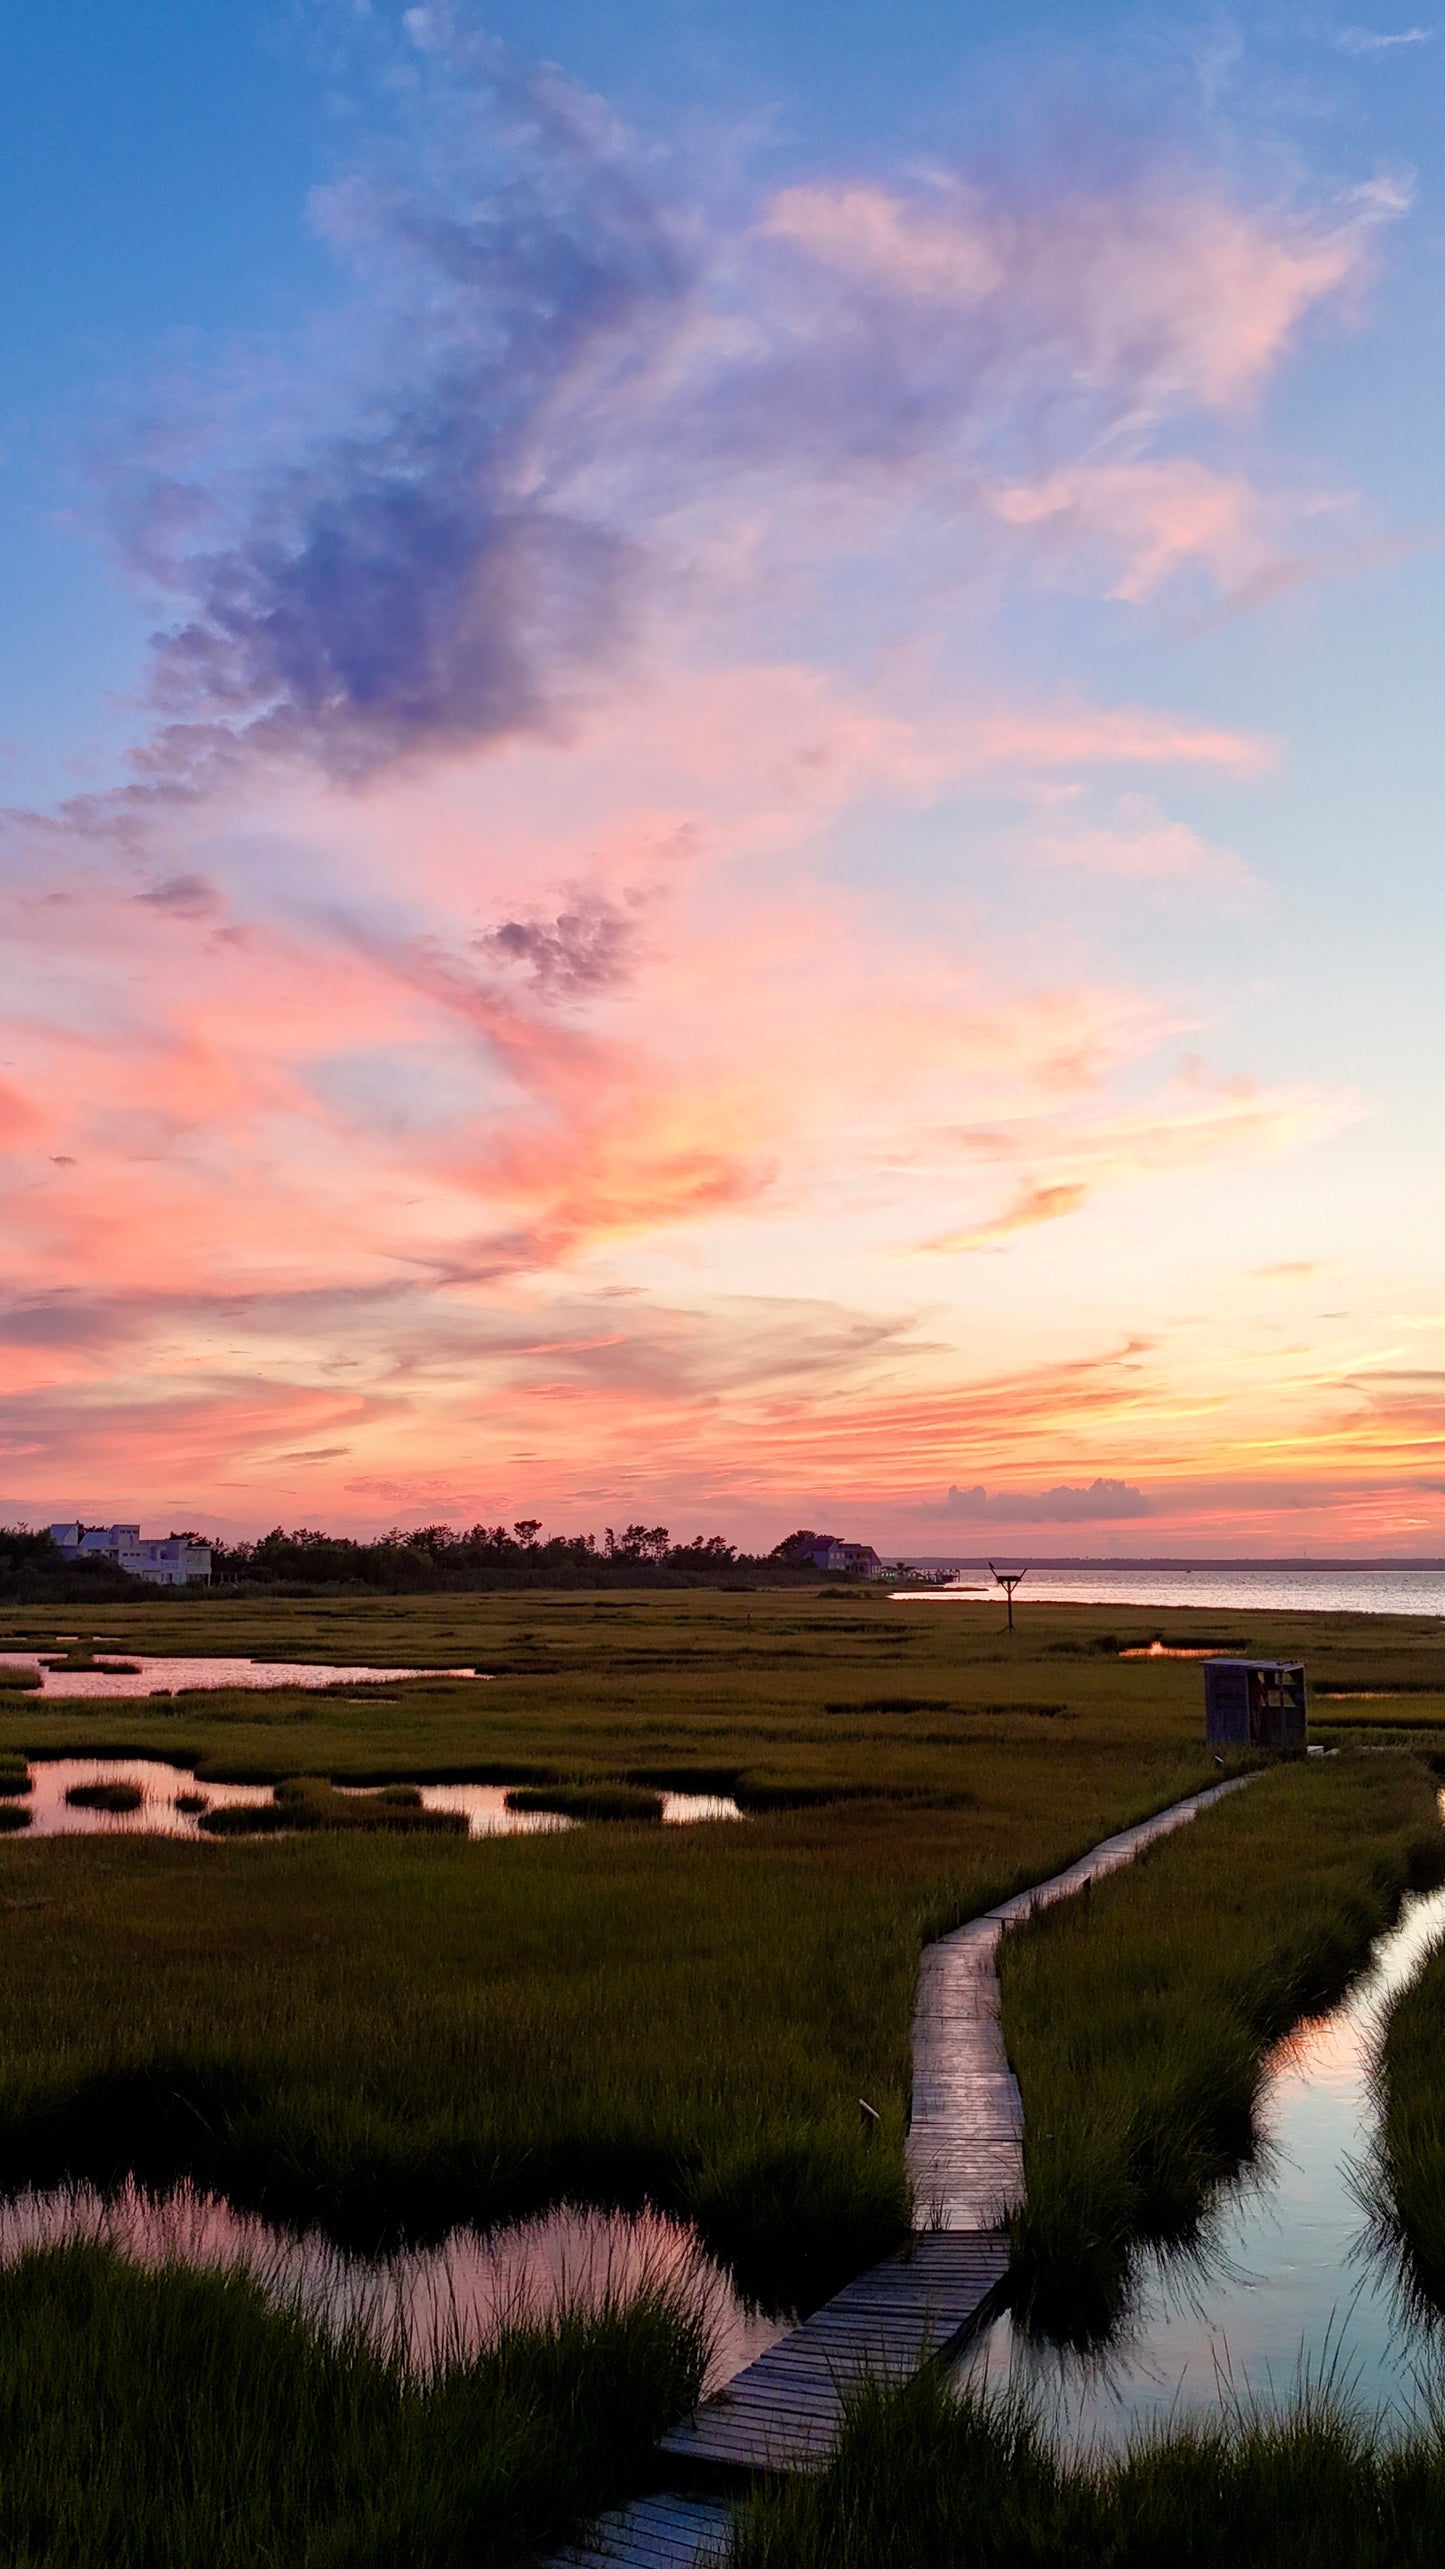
{"left": 556, "top": 1775, "right": 1255, "bottom": 2568}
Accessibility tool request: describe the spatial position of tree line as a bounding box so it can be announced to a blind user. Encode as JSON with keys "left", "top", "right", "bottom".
{"left": 0, "top": 1521, "right": 845, "bottom": 1599}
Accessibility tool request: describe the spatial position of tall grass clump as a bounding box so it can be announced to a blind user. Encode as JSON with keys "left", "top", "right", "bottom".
{"left": 65, "top": 1781, "right": 145, "bottom": 1813}
{"left": 507, "top": 1782, "right": 664, "bottom": 1823}
{"left": 1001, "top": 1753, "right": 1445, "bottom": 2339}
{"left": 729, "top": 2366, "right": 1445, "bottom": 2569}
{"left": 0, "top": 2241, "right": 706, "bottom": 2568}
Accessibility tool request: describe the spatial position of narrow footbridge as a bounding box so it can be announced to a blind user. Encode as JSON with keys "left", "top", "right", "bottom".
{"left": 556, "top": 1777, "right": 1252, "bottom": 2569}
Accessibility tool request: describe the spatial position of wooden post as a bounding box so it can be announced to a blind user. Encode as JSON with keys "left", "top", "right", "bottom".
{"left": 988, "top": 1562, "right": 1027, "bottom": 1632}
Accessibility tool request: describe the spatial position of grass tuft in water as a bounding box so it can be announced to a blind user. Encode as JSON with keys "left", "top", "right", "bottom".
{"left": 200, "top": 1777, "right": 467, "bottom": 1836}
{"left": 64, "top": 1782, "right": 145, "bottom": 1813}
{"left": 507, "top": 1782, "right": 664, "bottom": 1823}
{"left": 0, "top": 2240, "right": 707, "bottom": 2569}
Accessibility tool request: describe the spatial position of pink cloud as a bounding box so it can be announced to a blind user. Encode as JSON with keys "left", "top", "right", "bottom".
{"left": 762, "top": 175, "right": 1389, "bottom": 412}
{"left": 1027, "top": 792, "right": 1259, "bottom": 895}
{"left": 0, "top": 32, "right": 1404, "bottom": 1541}
{"left": 990, "top": 461, "right": 1275, "bottom": 603}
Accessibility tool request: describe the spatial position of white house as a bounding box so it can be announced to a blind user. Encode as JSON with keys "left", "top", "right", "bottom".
{"left": 49, "top": 1523, "right": 211, "bottom": 1587}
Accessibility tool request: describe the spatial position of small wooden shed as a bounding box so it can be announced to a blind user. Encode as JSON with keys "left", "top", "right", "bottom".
{"left": 1203, "top": 1659, "right": 1306, "bottom": 1752}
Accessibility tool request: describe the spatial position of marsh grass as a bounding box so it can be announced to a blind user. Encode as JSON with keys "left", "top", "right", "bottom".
{"left": 64, "top": 1781, "right": 145, "bottom": 1813}
{"left": 200, "top": 1777, "right": 468, "bottom": 1837}
{"left": 2, "top": 1598, "right": 1442, "bottom": 2304}
{"left": 1001, "top": 1754, "right": 1445, "bottom": 2340}
{"left": 507, "top": 1782, "right": 664, "bottom": 1822}
{"left": 0, "top": 2240, "right": 706, "bottom": 2568}
{"left": 1373, "top": 1927, "right": 1445, "bottom": 2309}
{"left": 728, "top": 2365, "right": 1445, "bottom": 2569}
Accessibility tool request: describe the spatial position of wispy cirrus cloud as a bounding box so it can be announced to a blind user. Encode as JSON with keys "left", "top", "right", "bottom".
{"left": 1335, "top": 26, "right": 1433, "bottom": 54}
{"left": 37, "top": 11, "right": 1392, "bottom": 829}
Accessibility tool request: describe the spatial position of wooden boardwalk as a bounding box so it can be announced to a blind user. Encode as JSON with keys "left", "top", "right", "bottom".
{"left": 907, "top": 1776, "right": 1253, "bottom": 2230}
{"left": 553, "top": 1774, "right": 1256, "bottom": 2566}
{"left": 657, "top": 2231, "right": 1010, "bottom": 2474}
{"left": 558, "top": 2493, "right": 734, "bottom": 2569}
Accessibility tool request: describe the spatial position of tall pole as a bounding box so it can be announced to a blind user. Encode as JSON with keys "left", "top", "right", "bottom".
{"left": 989, "top": 1562, "right": 1027, "bottom": 1632}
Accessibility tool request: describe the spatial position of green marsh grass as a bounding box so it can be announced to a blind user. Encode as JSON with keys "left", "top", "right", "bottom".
{"left": 0, "top": 1591, "right": 1244, "bottom": 2302}
{"left": 2, "top": 1597, "right": 1443, "bottom": 2302}
{"left": 1000, "top": 1752, "right": 1444, "bottom": 2339}
{"left": 64, "top": 1781, "right": 145, "bottom": 1813}
{"left": 1373, "top": 1906, "right": 1445, "bottom": 2309}
{"left": 728, "top": 2364, "right": 1445, "bottom": 2569}
{"left": 0, "top": 2240, "right": 705, "bottom": 2568}
{"left": 200, "top": 1776, "right": 468, "bottom": 1836}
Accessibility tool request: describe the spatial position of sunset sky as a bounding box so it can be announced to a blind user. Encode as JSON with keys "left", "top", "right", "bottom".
{"left": 3, "top": 0, "right": 1445, "bottom": 1555}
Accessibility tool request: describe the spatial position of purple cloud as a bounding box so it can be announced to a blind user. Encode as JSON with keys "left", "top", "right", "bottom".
{"left": 476, "top": 887, "right": 643, "bottom": 998}
{"left": 929, "top": 1477, "right": 1154, "bottom": 1521}
{"left": 117, "top": 26, "right": 691, "bottom": 789}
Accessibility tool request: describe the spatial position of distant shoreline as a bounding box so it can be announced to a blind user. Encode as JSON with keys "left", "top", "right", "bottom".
{"left": 896, "top": 1556, "right": 1445, "bottom": 1572}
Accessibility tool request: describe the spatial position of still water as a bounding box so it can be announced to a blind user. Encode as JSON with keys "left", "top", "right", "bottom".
{"left": 0, "top": 1653, "right": 479, "bottom": 1698}
{"left": 899, "top": 1568, "right": 1445, "bottom": 1619}
{"left": 964, "top": 1873, "right": 1445, "bottom": 2445}
{"left": 1, "top": 1758, "right": 742, "bottom": 1838}
{"left": 0, "top": 2183, "right": 787, "bottom": 2395}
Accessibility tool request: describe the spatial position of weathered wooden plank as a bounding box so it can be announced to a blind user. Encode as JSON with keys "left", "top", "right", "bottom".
{"left": 906, "top": 1775, "right": 1256, "bottom": 2231}
{"left": 659, "top": 2237, "right": 1009, "bottom": 2471}
{"left": 555, "top": 2491, "right": 734, "bottom": 2568}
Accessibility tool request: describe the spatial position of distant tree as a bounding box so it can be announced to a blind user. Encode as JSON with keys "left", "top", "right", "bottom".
{"left": 513, "top": 1519, "right": 543, "bottom": 1548}
{"left": 770, "top": 1529, "right": 822, "bottom": 1562}
{"left": 605, "top": 1524, "right": 670, "bottom": 1561}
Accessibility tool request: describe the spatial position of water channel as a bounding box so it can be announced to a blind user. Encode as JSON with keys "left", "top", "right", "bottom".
{"left": 964, "top": 1867, "right": 1445, "bottom": 2445}
{"left": 0, "top": 1758, "right": 742, "bottom": 1838}
{"left": 0, "top": 1652, "right": 481, "bottom": 1698}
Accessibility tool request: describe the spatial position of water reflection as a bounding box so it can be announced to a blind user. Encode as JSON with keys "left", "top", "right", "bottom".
{"left": 0, "top": 2180, "right": 787, "bottom": 2393}
{"left": 0, "top": 1652, "right": 479, "bottom": 1698}
{"left": 963, "top": 1876, "right": 1445, "bottom": 2445}
{"left": 2, "top": 1759, "right": 744, "bottom": 1839}
{"left": 893, "top": 1567, "right": 1445, "bottom": 1617}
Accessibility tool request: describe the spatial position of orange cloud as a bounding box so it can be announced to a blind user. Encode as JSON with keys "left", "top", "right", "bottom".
{"left": 926, "top": 1182, "right": 1091, "bottom": 1253}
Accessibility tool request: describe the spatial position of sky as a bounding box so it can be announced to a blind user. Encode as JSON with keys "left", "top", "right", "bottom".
{"left": 3, "top": 0, "right": 1445, "bottom": 1557}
